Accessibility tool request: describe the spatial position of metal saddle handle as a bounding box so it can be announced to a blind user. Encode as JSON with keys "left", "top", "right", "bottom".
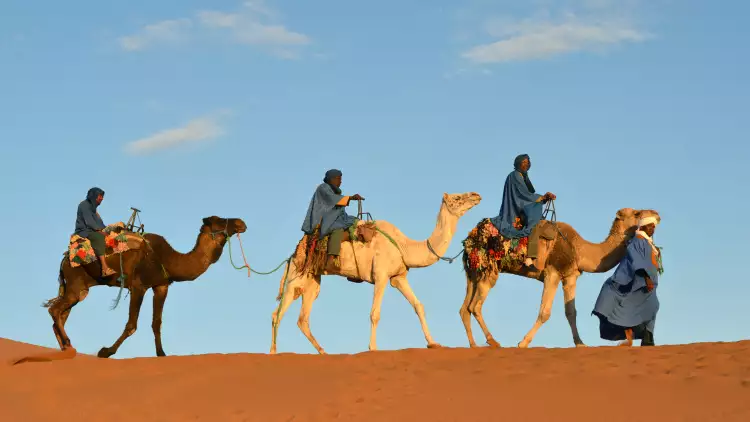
{"left": 356, "top": 199, "right": 372, "bottom": 222}
{"left": 125, "top": 206, "right": 145, "bottom": 234}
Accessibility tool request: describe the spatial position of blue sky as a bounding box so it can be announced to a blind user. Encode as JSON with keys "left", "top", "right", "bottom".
{"left": 1, "top": 0, "right": 748, "bottom": 358}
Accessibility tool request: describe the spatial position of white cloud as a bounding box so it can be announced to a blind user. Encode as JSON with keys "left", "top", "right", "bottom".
{"left": 463, "top": 19, "right": 648, "bottom": 63}
{"left": 197, "top": 3, "right": 310, "bottom": 54}
{"left": 123, "top": 113, "right": 227, "bottom": 155}
{"left": 459, "top": 2, "right": 650, "bottom": 64}
{"left": 118, "top": 1, "right": 310, "bottom": 57}
{"left": 118, "top": 19, "right": 192, "bottom": 51}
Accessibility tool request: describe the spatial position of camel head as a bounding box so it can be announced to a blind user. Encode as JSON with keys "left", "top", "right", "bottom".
{"left": 201, "top": 216, "right": 248, "bottom": 240}
{"left": 442, "top": 192, "right": 482, "bottom": 218}
{"left": 615, "top": 208, "right": 661, "bottom": 237}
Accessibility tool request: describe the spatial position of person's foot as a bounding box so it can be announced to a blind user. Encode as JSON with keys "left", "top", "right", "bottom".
{"left": 101, "top": 267, "right": 116, "bottom": 277}
{"left": 524, "top": 258, "right": 540, "bottom": 271}
{"left": 346, "top": 277, "right": 365, "bottom": 283}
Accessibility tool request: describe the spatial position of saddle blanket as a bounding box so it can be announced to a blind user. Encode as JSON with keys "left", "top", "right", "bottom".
{"left": 66, "top": 222, "right": 144, "bottom": 267}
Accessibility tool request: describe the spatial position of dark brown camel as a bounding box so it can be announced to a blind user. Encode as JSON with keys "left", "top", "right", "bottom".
{"left": 42, "top": 216, "right": 247, "bottom": 359}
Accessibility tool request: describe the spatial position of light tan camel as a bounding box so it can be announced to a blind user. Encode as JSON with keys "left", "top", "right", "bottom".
{"left": 270, "top": 192, "right": 482, "bottom": 354}
{"left": 460, "top": 207, "right": 660, "bottom": 348}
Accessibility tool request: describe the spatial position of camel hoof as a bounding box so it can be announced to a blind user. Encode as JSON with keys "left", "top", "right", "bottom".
{"left": 318, "top": 349, "right": 327, "bottom": 355}
{"left": 575, "top": 343, "right": 588, "bottom": 348}
{"left": 156, "top": 350, "right": 167, "bottom": 357}
{"left": 469, "top": 343, "right": 478, "bottom": 348}
{"left": 97, "top": 347, "right": 114, "bottom": 358}
{"left": 517, "top": 341, "right": 530, "bottom": 349}
{"left": 427, "top": 343, "right": 443, "bottom": 349}
{"left": 486, "top": 338, "right": 501, "bottom": 348}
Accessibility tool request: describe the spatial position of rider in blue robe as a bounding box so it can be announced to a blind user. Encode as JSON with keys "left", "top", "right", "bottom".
{"left": 301, "top": 169, "right": 364, "bottom": 267}
{"left": 592, "top": 216, "right": 662, "bottom": 346}
{"left": 489, "top": 154, "right": 556, "bottom": 270}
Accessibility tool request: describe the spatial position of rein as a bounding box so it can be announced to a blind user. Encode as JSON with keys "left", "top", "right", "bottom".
{"left": 542, "top": 200, "right": 570, "bottom": 244}
{"left": 212, "top": 219, "right": 292, "bottom": 278}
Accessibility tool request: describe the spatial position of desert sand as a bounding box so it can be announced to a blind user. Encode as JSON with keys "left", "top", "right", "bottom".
{"left": 1, "top": 338, "right": 749, "bottom": 421}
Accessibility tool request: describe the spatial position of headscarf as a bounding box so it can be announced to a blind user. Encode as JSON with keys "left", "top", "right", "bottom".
{"left": 86, "top": 187, "right": 105, "bottom": 209}
{"left": 323, "top": 169, "right": 343, "bottom": 195}
{"left": 636, "top": 216, "right": 661, "bottom": 258}
{"left": 513, "top": 154, "right": 535, "bottom": 193}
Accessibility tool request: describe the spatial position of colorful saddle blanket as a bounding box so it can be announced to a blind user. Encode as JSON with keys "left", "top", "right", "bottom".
{"left": 462, "top": 218, "right": 529, "bottom": 279}
{"left": 66, "top": 222, "right": 144, "bottom": 267}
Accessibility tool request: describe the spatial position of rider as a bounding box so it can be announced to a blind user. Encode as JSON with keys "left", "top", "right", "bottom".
{"left": 74, "top": 187, "right": 116, "bottom": 277}
{"left": 301, "top": 169, "right": 364, "bottom": 269}
{"left": 591, "top": 215, "right": 662, "bottom": 346}
{"left": 489, "top": 154, "right": 556, "bottom": 271}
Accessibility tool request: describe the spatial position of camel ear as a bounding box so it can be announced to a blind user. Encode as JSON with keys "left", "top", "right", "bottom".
{"left": 634, "top": 210, "right": 642, "bottom": 218}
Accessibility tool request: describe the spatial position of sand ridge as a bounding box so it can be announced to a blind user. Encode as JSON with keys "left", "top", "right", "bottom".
{"left": 1, "top": 339, "right": 749, "bottom": 421}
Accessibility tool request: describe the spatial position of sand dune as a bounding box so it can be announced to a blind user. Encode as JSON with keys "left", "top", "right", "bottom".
{"left": 1, "top": 339, "right": 748, "bottom": 421}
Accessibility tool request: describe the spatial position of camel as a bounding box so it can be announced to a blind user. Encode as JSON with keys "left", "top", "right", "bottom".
{"left": 42, "top": 216, "right": 247, "bottom": 359}
{"left": 459, "top": 207, "right": 660, "bottom": 349}
{"left": 270, "top": 192, "right": 482, "bottom": 354}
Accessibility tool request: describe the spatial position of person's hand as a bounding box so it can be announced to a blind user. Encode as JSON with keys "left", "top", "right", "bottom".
{"left": 645, "top": 277, "right": 654, "bottom": 292}
{"left": 544, "top": 192, "right": 556, "bottom": 201}
{"left": 350, "top": 194, "right": 364, "bottom": 201}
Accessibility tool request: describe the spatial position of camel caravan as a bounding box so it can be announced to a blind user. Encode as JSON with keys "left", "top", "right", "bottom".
{"left": 33, "top": 154, "right": 662, "bottom": 362}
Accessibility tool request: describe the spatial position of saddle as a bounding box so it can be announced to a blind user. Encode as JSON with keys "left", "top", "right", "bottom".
{"left": 66, "top": 222, "right": 145, "bottom": 268}
{"left": 293, "top": 220, "right": 379, "bottom": 276}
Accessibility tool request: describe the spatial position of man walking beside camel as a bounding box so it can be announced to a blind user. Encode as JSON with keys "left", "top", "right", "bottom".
{"left": 301, "top": 169, "right": 364, "bottom": 269}
{"left": 489, "top": 154, "right": 556, "bottom": 271}
{"left": 592, "top": 215, "right": 662, "bottom": 346}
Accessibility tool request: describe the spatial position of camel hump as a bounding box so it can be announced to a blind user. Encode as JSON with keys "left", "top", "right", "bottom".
{"left": 65, "top": 222, "right": 145, "bottom": 268}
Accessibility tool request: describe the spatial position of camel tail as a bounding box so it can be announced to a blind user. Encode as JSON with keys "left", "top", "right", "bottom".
{"left": 42, "top": 258, "right": 66, "bottom": 309}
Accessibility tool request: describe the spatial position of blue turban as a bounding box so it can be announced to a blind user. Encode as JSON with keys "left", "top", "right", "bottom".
{"left": 324, "top": 169, "right": 342, "bottom": 183}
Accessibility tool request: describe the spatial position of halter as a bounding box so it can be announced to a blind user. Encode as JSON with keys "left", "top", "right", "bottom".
{"left": 208, "top": 219, "right": 231, "bottom": 240}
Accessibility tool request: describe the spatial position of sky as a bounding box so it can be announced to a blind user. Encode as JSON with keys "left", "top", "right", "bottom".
{"left": 0, "top": 0, "right": 748, "bottom": 359}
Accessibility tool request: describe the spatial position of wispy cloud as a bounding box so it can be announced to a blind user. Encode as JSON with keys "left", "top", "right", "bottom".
{"left": 459, "top": 2, "right": 650, "bottom": 64}
{"left": 117, "top": 1, "right": 311, "bottom": 58}
{"left": 123, "top": 112, "right": 229, "bottom": 155}
{"left": 118, "top": 19, "right": 192, "bottom": 51}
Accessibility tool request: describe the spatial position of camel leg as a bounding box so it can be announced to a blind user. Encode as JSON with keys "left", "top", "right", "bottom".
{"left": 518, "top": 271, "right": 562, "bottom": 348}
{"left": 98, "top": 287, "right": 146, "bottom": 358}
{"left": 53, "top": 308, "right": 72, "bottom": 349}
{"left": 562, "top": 274, "right": 586, "bottom": 347}
{"left": 459, "top": 276, "right": 480, "bottom": 347}
{"left": 270, "top": 276, "right": 305, "bottom": 354}
{"left": 48, "top": 273, "right": 90, "bottom": 351}
{"left": 151, "top": 284, "right": 169, "bottom": 357}
{"left": 391, "top": 274, "right": 440, "bottom": 348}
{"left": 297, "top": 277, "right": 325, "bottom": 354}
{"left": 470, "top": 279, "right": 501, "bottom": 348}
{"left": 368, "top": 275, "right": 389, "bottom": 351}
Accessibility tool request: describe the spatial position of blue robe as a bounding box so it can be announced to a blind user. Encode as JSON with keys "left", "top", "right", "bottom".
{"left": 592, "top": 235, "right": 661, "bottom": 340}
{"left": 489, "top": 170, "right": 545, "bottom": 238}
{"left": 74, "top": 187, "right": 106, "bottom": 237}
{"left": 301, "top": 183, "right": 357, "bottom": 238}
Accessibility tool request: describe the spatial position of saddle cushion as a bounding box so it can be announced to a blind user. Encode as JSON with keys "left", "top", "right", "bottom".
{"left": 66, "top": 222, "right": 145, "bottom": 267}
{"left": 462, "top": 218, "right": 529, "bottom": 278}
{"left": 292, "top": 220, "right": 378, "bottom": 276}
